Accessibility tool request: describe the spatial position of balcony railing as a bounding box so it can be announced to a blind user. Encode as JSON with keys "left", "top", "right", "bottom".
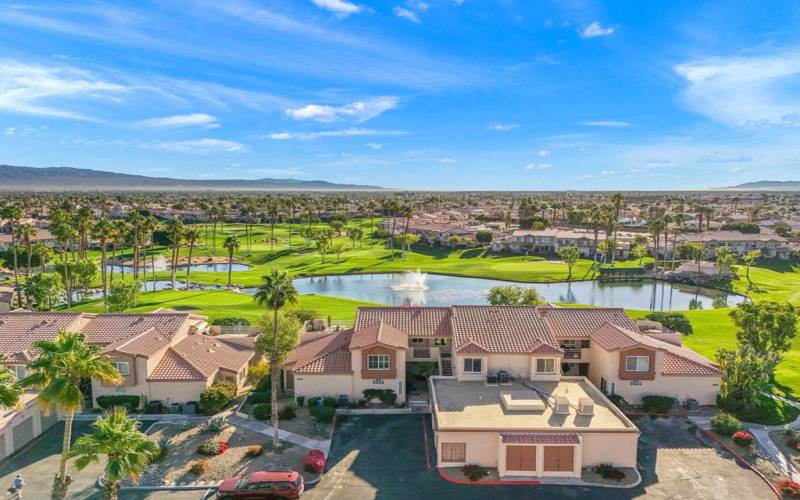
{"left": 413, "top": 347, "right": 432, "bottom": 359}
{"left": 563, "top": 349, "right": 582, "bottom": 360}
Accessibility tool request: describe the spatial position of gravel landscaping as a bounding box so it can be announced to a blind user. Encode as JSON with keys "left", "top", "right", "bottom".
{"left": 242, "top": 395, "right": 332, "bottom": 440}
{"left": 770, "top": 429, "right": 800, "bottom": 470}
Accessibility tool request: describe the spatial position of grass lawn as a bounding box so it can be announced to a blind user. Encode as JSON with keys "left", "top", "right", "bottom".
{"left": 71, "top": 290, "right": 378, "bottom": 326}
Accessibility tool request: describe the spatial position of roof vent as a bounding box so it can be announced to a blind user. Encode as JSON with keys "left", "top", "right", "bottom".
{"left": 554, "top": 396, "right": 571, "bottom": 414}
{"left": 577, "top": 398, "right": 594, "bottom": 416}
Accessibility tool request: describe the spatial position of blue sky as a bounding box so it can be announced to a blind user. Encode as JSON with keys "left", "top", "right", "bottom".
{"left": 1, "top": 0, "right": 800, "bottom": 190}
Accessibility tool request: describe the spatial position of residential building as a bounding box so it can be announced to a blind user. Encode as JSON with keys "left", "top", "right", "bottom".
{"left": 380, "top": 218, "right": 477, "bottom": 247}
{"left": 674, "top": 230, "right": 791, "bottom": 259}
{"left": 0, "top": 228, "right": 58, "bottom": 251}
{"left": 0, "top": 393, "right": 60, "bottom": 460}
{"left": 491, "top": 228, "right": 642, "bottom": 258}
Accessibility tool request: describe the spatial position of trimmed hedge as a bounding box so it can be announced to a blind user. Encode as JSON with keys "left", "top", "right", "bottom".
{"left": 199, "top": 380, "right": 237, "bottom": 415}
{"left": 96, "top": 395, "right": 140, "bottom": 411}
{"left": 644, "top": 311, "right": 693, "bottom": 335}
{"left": 309, "top": 404, "right": 335, "bottom": 423}
{"left": 363, "top": 389, "right": 397, "bottom": 405}
{"left": 247, "top": 391, "right": 269, "bottom": 405}
{"left": 278, "top": 404, "right": 297, "bottom": 420}
{"left": 252, "top": 403, "right": 272, "bottom": 421}
{"left": 641, "top": 395, "right": 676, "bottom": 414}
{"left": 711, "top": 412, "right": 743, "bottom": 436}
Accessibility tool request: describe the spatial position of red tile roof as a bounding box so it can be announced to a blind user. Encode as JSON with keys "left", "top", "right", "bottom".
{"left": 147, "top": 348, "right": 207, "bottom": 382}
{"left": 590, "top": 323, "right": 641, "bottom": 351}
{"left": 349, "top": 321, "right": 408, "bottom": 349}
{"left": 450, "top": 306, "right": 561, "bottom": 354}
{"left": 285, "top": 330, "right": 353, "bottom": 375}
{"left": 662, "top": 351, "right": 721, "bottom": 376}
{"left": 539, "top": 307, "right": 638, "bottom": 338}
{"left": 147, "top": 334, "right": 254, "bottom": 382}
{"left": 103, "top": 327, "right": 171, "bottom": 357}
{"left": 0, "top": 311, "right": 92, "bottom": 363}
{"left": 500, "top": 432, "right": 580, "bottom": 445}
{"left": 81, "top": 313, "right": 191, "bottom": 345}
{"left": 355, "top": 306, "right": 451, "bottom": 337}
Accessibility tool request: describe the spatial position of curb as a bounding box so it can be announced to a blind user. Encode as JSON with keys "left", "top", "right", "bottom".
{"left": 437, "top": 468, "right": 540, "bottom": 486}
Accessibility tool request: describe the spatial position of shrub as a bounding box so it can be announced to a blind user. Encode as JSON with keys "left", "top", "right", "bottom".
{"left": 189, "top": 460, "right": 209, "bottom": 475}
{"left": 460, "top": 464, "right": 488, "bottom": 482}
{"left": 296, "top": 395, "right": 305, "bottom": 407}
{"left": 644, "top": 311, "right": 693, "bottom": 334}
{"left": 252, "top": 403, "right": 272, "bottom": 421}
{"left": 245, "top": 445, "right": 264, "bottom": 458}
{"left": 323, "top": 397, "right": 337, "bottom": 408}
{"left": 278, "top": 404, "right": 297, "bottom": 420}
{"left": 152, "top": 438, "right": 170, "bottom": 462}
{"left": 247, "top": 392, "right": 270, "bottom": 405}
{"left": 202, "top": 416, "right": 227, "bottom": 434}
{"left": 407, "top": 362, "right": 438, "bottom": 379}
{"left": 254, "top": 374, "right": 272, "bottom": 393}
{"left": 247, "top": 362, "right": 269, "bottom": 385}
{"left": 347, "top": 401, "right": 358, "bottom": 409}
{"left": 362, "top": 389, "right": 397, "bottom": 405}
{"left": 357, "top": 398, "right": 368, "bottom": 408}
{"left": 593, "top": 463, "right": 625, "bottom": 480}
{"left": 777, "top": 480, "right": 800, "bottom": 498}
{"left": 197, "top": 439, "right": 229, "bottom": 456}
{"left": 200, "top": 380, "right": 237, "bottom": 415}
{"left": 303, "top": 449, "right": 326, "bottom": 474}
{"left": 284, "top": 308, "right": 318, "bottom": 325}
{"left": 310, "top": 404, "right": 335, "bottom": 423}
{"left": 641, "top": 395, "right": 676, "bottom": 414}
{"left": 308, "top": 396, "right": 322, "bottom": 407}
{"left": 96, "top": 395, "right": 141, "bottom": 412}
{"left": 176, "top": 418, "right": 194, "bottom": 432}
{"left": 211, "top": 316, "right": 250, "bottom": 326}
{"left": 732, "top": 431, "right": 754, "bottom": 447}
{"left": 607, "top": 394, "right": 629, "bottom": 409}
{"left": 711, "top": 412, "right": 743, "bottom": 436}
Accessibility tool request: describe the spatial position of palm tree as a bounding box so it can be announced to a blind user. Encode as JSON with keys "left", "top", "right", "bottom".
{"left": 69, "top": 407, "right": 158, "bottom": 500}
{"left": 0, "top": 364, "right": 22, "bottom": 409}
{"left": 21, "top": 330, "right": 121, "bottom": 498}
{"left": 33, "top": 242, "right": 53, "bottom": 274}
{"left": 183, "top": 227, "right": 200, "bottom": 289}
{"left": 1, "top": 204, "right": 22, "bottom": 306}
{"left": 223, "top": 234, "right": 240, "bottom": 289}
{"left": 92, "top": 218, "right": 115, "bottom": 311}
{"left": 253, "top": 270, "right": 298, "bottom": 446}
{"left": 51, "top": 217, "right": 77, "bottom": 308}
{"left": 267, "top": 203, "right": 280, "bottom": 253}
{"left": 165, "top": 218, "right": 184, "bottom": 290}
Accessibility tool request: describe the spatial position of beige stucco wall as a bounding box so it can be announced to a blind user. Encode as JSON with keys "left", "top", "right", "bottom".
{"left": 147, "top": 381, "right": 209, "bottom": 404}
{"left": 436, "top": 430, "right": 498, "bottom": 468}
{"left": 454, "top": 353, "right": 486, "bottom": 381}
{"left": 292, "top": 374, "right": 354, "bottom": 399}
{"left": 456, "top": 353, "right": 561, "bottom": 382}
{"left": 352, "top": 347, "right": 407, "bottom": 403}
{"left": 579, "top": 432, "right": 639, "bottom": 468}
{"left": 92, "top": 356, "right": 152, "bottom": 407}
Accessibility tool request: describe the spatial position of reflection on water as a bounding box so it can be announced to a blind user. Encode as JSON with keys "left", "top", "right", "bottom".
{"left": 105, "top": 263, "right": 251, "bottom": 273}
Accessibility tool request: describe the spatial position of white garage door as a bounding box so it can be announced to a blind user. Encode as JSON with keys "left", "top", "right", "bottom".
{"left": 11, "top": 417, "right": 34, "bottom": 453}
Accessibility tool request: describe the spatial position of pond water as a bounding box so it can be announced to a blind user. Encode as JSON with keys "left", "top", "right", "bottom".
{"left": 105, "top": 263, "right": 251, "bottom": 274}
{"left": 291, "top": 272, "right": 747, "bottom": 311}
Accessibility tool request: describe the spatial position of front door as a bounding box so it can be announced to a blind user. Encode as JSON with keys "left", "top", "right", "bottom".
{"left": 543, "top": 446, "right": 574, "bottom": 472}
{"left": 505, "top": 445, "right": 536, "bottom": 471}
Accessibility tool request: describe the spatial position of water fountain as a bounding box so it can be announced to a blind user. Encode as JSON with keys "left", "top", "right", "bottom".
{"left": 391, "top": 269, "right": 429, "bottom": 291}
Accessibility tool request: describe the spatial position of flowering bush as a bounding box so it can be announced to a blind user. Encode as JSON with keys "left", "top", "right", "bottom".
{"left": 460, "top": 464, "right": 488, "bottom": 482}
{"left": 777, "top": 480, "right": 800, "bottom": 498}
{"left": 304, "top": 449, "right": 326, "bottom": 473}
{"left": 732, "top": 431, "right": 754, "bottom": 447}
{"left": 245, "top": 445, "right": 264, "bottom": 458}
{"left": 197, "top": 439, "right": 229, "bottom": 456}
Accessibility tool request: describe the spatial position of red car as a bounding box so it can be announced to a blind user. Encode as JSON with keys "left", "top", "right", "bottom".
{"left": 216, "top": 471, "right": 304, "bottom": 499}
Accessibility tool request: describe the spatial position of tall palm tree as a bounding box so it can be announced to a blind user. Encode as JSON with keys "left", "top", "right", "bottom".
{"left": 1, "top": 204, "right": 22, "bottom": 306}
{"left": 0, "top": 363, "right": 22, "bottom": 409}
{"left": 69, "top": 407, "right": 158, "bottom": 500}
{"left": 165, "top": 218, "right": 184, "bottom": 290}
{"left": 253, "top": 270, "right": 298, "bottom": 446}
{"left": 183, "top": 227, "right": 200, "bottom": 289}
{"left": 21, "top": 330, "right": 121, "bottom": 498}
{"left": 223, "top": 234, "right": 240, "bottom": 289}
{"left": 51, "top": 217, "right": 77, "bottom": 308}
{"left": 16, "top": 223, "right": 35, "bottom": 279}
{"left": 92, "top": 218, "right": 115, "bottom": 312}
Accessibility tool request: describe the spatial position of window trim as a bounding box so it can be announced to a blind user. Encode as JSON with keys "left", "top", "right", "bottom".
{"left": 367, "top": 354, "right": 390, "bottom": 371}
{"left": 463, "top": 357, "right": 482, "bottom": 374}
{"left": 441, "top": 442, "right": 466, "bottom": 463}
{"left": 625, "top": 355, "right": 650, "bottom": 372}
{"left": 112, "top": 361, "right": 130, "bottom": 376}
{"left": 535, "top": 358, "right": 556, "bottom": 374}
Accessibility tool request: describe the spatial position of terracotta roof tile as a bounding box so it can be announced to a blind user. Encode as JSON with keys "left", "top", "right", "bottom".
{"left": 500, "top": 432, "right": 580, "bottom": 445}
{"left": 0, "top": 311, "right": 93, "bottom": 363}
{"left": 662, "top": 351, "right": 721, "bottom": 376}
{"left": 349, "top": 321, "right": 407, "bottom": 349}
{"left": 451, "top": 306, "right": 560, "bottom": 354}
{"left": 355, "top": 306, "right": 451, "bottom": 337}
{"left": 286, "top": 330, "right": 353, "bottom": 375}
{"left": 172, "top": 335, "right": 254, "bottom": 376}
{"left": 103, "top": 327, "right": 171, "bottom": 357}
{"left": 590, "top": 323, "right": 641, "bottom": 350}
{"left": 147, "top": 348, "right": 207, "bottom": 382}
{"left": 540, "top": 307, "right": 638, "bottom": 338}
{"left": 81, "top": 313, "right": 190, "bottom": 345}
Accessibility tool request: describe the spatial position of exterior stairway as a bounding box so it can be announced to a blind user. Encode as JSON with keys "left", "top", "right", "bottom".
{"left": 441, "top": 354, "right": 453, "bottom": 376}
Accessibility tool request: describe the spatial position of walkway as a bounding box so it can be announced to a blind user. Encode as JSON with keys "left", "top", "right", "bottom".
{"left": 227, "top": 414, "right": 331, "bottom": 454}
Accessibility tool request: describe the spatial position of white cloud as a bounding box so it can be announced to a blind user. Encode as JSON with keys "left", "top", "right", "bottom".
{"left": 675, "top": 50, "right": 800, "bottom": 127}
{"left": 642, "top": 160, "right": 676, "bottom": 169}
{"left": 538, "top": 149, "right": 551, "bottom": 157}
{"left": 267, "top": 128, "right": 410, "bottom": 140}
{"left": 365, "top": 142, "right": 383, "bottom": 150}
{"left": 407, "top": 1, "right": 430, "bottom": 11}
{"left": 393, "top": 7, "right": 421, "bottom": 23}
{"left": 0, "top": 61, "right": 127, "bottom": 120}
{"left": 525, "top": 162, "right": 552, "bottom": 170}
{"left": 488, "top": 123, "right": 519, "bottom": 131}
{"left": 601, "top": 170, "right": 616, "bottom": 175}
{"left": 285, "top": 96, "right": 399, "bottom": 123}
{"left": 698, "top": 151, "right": 753, "bottom": 163}
{"left": 438, "top": 157, "right": 457, "bottom": 164}
{"left": 578, "top": 120, "right": 632, "bottom": 128}
{"left": 4, "top": 127, "right": 15, "bottom": 135}
{"left": 310, "top": 0, "right": 363, "bottom": 17}
{"left": 146, "top": 138, "right": 246, "bottom": 154}
{"left": 577, "top": 174, "right": 595, "bottom": 179}
{"left": 134, "top": 113, "right": 219, "bottom": 129}
{"left": 579, "top": 22, "right": 615, "bottom": 39}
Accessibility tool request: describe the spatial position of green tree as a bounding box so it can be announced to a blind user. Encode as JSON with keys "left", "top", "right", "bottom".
{"left": 346, "top": 227, "right": 363, "bottom": 248}
{"left": 714, "top": 247, "right": 737, "bottom": 277}
{"left": 0, "top": 204, "right": 22, "bottom": 306}
{"left": 0, "top": 362, "right": 22, "bottom": 409}
{"left": 69, "top": 408, "right": 159, "bottom": 500}
{"left": 253, "top": 270, "right": 298, "bottom": 446}
{"left": 23, "top": 272, "right": 63, "bottom": 310}
{"left": 183, "top": 227, "right": 200, "bottom": 288}
{"left": 92, "top": 218, "right": 115, "bottom": 311}
{"left": 742, "top": 249, "right": 761, "bottom": 285}
{"left": 630, "top": 244, "right": 648, "bottom": 265}
{"left": 487, "top": 285, "right": 544, "bottom": 305}
{"left": 716, "top": 345, "right": 772, "bottom": 410}
{"left": 223, "top": 234, "right": 240, "bottom": 289}
{"left": 255, "top": 312, "right": 301, "bottom": 384}
{"left": 21, "top": 331, "right": 121, "bottom": 498}
{"left": 164, "top": 218, "right": 184, "bottom": 290}
{"left": 557, "top": 246, "right": 580, "bottom": 280}
{"left": 475, "top": 230, "right": 493, "bottom": 246}
{"left": 107, "top": 280, "right": 140, "bottom": 313}
{"left": 730, "top": 301, "right": 797, "bottom": 377}
{"left": 331, "top": 240, "right": 346, "bottom": 264}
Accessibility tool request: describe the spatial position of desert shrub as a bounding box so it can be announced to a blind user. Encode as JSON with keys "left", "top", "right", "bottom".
{"left": 362, "top": 389, "right": 397, "bottom": 405}
{"left": 641, "top": 396, "right": 676, "bottom": 414}
{"left": 711, "top": 412, "right": 743, "bottom": 436}
{"left": 252, "top": 403, "right": 272, "bottom": 421}
{"left": 777, "top": 480, "right": 800, "bottom": 498}
{"left": 309, "top": 404, "right": 335, "bottom": 423}
{"left": 644, "top": 311, "right": 693, "bottom": 334}
{"left": 407, "top": 362, "right": 438, "bottom": 379}
{"left": 278, "top": 404, "right": 297, "bottom": 420}
{"left": 202, "top": 416, "right": 227, "bottom": 434}
{"left": 211, "top": 316, "right": 250, "bottom": 326}
{"left": 189, "top": 460, "right": 209, "bottom": 475}
{"left": 197, "top": 439, "right": 229, "bottom": 456}
{"left": 732, "top": 431, "right": 754, "bottom": 447}
{"left": 460, "top": 464, "right": 488, "bottom": 482}
{"left": 303, "top": 449, "right": 326, "bottom": 473}
{"left": 96, "top": 395, "right": 140, "bottom": 412}
{"left": 247, "top": 361, "right": 269, "bottom": 385}
{"left": 607, "top": 394, "right": 629, "bottom": 409}
{"left": 247, "top": 391, "right": 270, "bottom": 405}
{"left": 151, "top": 438, "right": 170, "bottom": 462}
{"left": 245, "top": 445, "right": 264, "bottom": 458}
{"left": 593, "top": 463, "right": 625, "bottom": 480}
{"left": 199, "top": 380, "right": 237, "bottom": 415}
{"left": 175, "top": 418, "right": 194, "bottom": 432}
{"left": 323, "top": 397, "right": 337, "bottom": 408}
{"left": 296, "top": 395, "right": 305, "bottom": 407}
{"left": 308, "top": 396, "right": 322, "bottom": 407}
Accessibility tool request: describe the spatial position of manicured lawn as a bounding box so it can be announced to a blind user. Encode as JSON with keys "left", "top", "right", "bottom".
{"left": 71, "top": 290, "right": 378, "bottom": 326}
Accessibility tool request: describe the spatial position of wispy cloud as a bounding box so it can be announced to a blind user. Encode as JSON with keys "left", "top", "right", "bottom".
{"left": 393, "top": 7, "right": 421, "bottom": 23}
{"left": 642, "top": 160, "right": 676, "bottom": 169}
{"left": 578, "top": 120, "right": 632, "bottom": 128}
{"left": 146, "top": 138, "right": 246, "bottom": 154}
{"left": 438, "top": 157, "right": 457, "bottom": 164}
{"left": 674, "top": 50, "right": 800, "bottom": 127}
{"left": 525, "top": 162, "right": 552, "bottom": 170}
{"left": 267, "top": 128, "right": 410, "bottom": 140}
{"left": 577, "top": 174, "right": 595, "bottom": 179}
{"left": 698, "top": 151, "right": 753, "bottom": 163}
{"left": 579, "top": 22, "right": 615, "bottom": 39}
{"left": 365, "top": 142, "right": 383, "bottom": 150}
{"left": 134, "top": 113, "right": 219, "bottom": 129}
{"left": 286, "top": 96, "right": 398, "bottom": 123}
{"left": 538, "top": 149, "right": 551, "bottom": 157}
{"left": 310, "top": 0, "right": 363, "bottom": 17}
{"left": 488, "top": 123, "right": 519, "bottom": 131}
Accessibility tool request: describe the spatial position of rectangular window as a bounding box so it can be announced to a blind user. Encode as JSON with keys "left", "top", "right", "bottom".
{"left": 434, "top": 338, "right": 447, "bottom": 346}
{"left": 625, "top": 356, "right": 649, "bottom": 372}
{"left": 580, "top": 340, "right": 591, "bottom": 349}
{"left": 112, "top": 361, "right": 130, "bottom": 376}
{"left": 367, "top": 355, "right": 389, "bottom": 371}
{"left": 463, "top": 358, "right": 482, "bottom": 373}
{"left": 560, "top": 340, "right": 577, "bottom": 349}
{"left": 411, "top": 338, "right": 424, "bottom": 344}
{"left": 536, "top": 358, "right": 556, "bottom": 374}
{"left": 7, "top": 365, "right": 24, "bottom": 380}
{"left": 441, "top": 442, "right": 466, "bottom": 462}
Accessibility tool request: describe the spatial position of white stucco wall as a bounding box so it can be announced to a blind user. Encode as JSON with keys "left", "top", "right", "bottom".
{"left": 579, "top": 432, "right": 639, "bottom": 468}
{"left": 292, "top": 374, "right": 354, "bottom": 399}
{"left": 351, "top": 348, "right": 407, "bottom": 403}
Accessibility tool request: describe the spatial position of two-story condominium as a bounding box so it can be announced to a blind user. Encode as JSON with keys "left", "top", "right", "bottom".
{"left": 0, "top": 310, "right": 255, "bottom": 408}
{"left": 491, "top": 228, "right": 640, "bottom": 258}
{"left": 379, "top": 218, "right": 476, "bottom": 247}
{"left": 283, "top": 305, "right": 721, "bottom": 479}
{"left": 674, "top": 230, "right": 791, "bottom": 259}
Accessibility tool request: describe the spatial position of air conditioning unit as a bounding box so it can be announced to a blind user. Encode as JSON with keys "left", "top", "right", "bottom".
{"left": 578, "top": 397, "right": 594, "bottom": 415}
{"left": 554, "top": 396, "right": 570, "bottom": 414}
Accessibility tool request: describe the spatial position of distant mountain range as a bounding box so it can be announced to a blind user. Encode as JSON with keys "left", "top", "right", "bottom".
{"left": 718, "top": 180, "right": 800, "bottom": 191}
{"left": 0, "top": 165, "right": 384, "bottom": 191}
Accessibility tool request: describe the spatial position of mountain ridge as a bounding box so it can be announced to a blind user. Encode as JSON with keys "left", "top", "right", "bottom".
{"left": 717, "top": 180, "right": 800, "bottom": 191}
